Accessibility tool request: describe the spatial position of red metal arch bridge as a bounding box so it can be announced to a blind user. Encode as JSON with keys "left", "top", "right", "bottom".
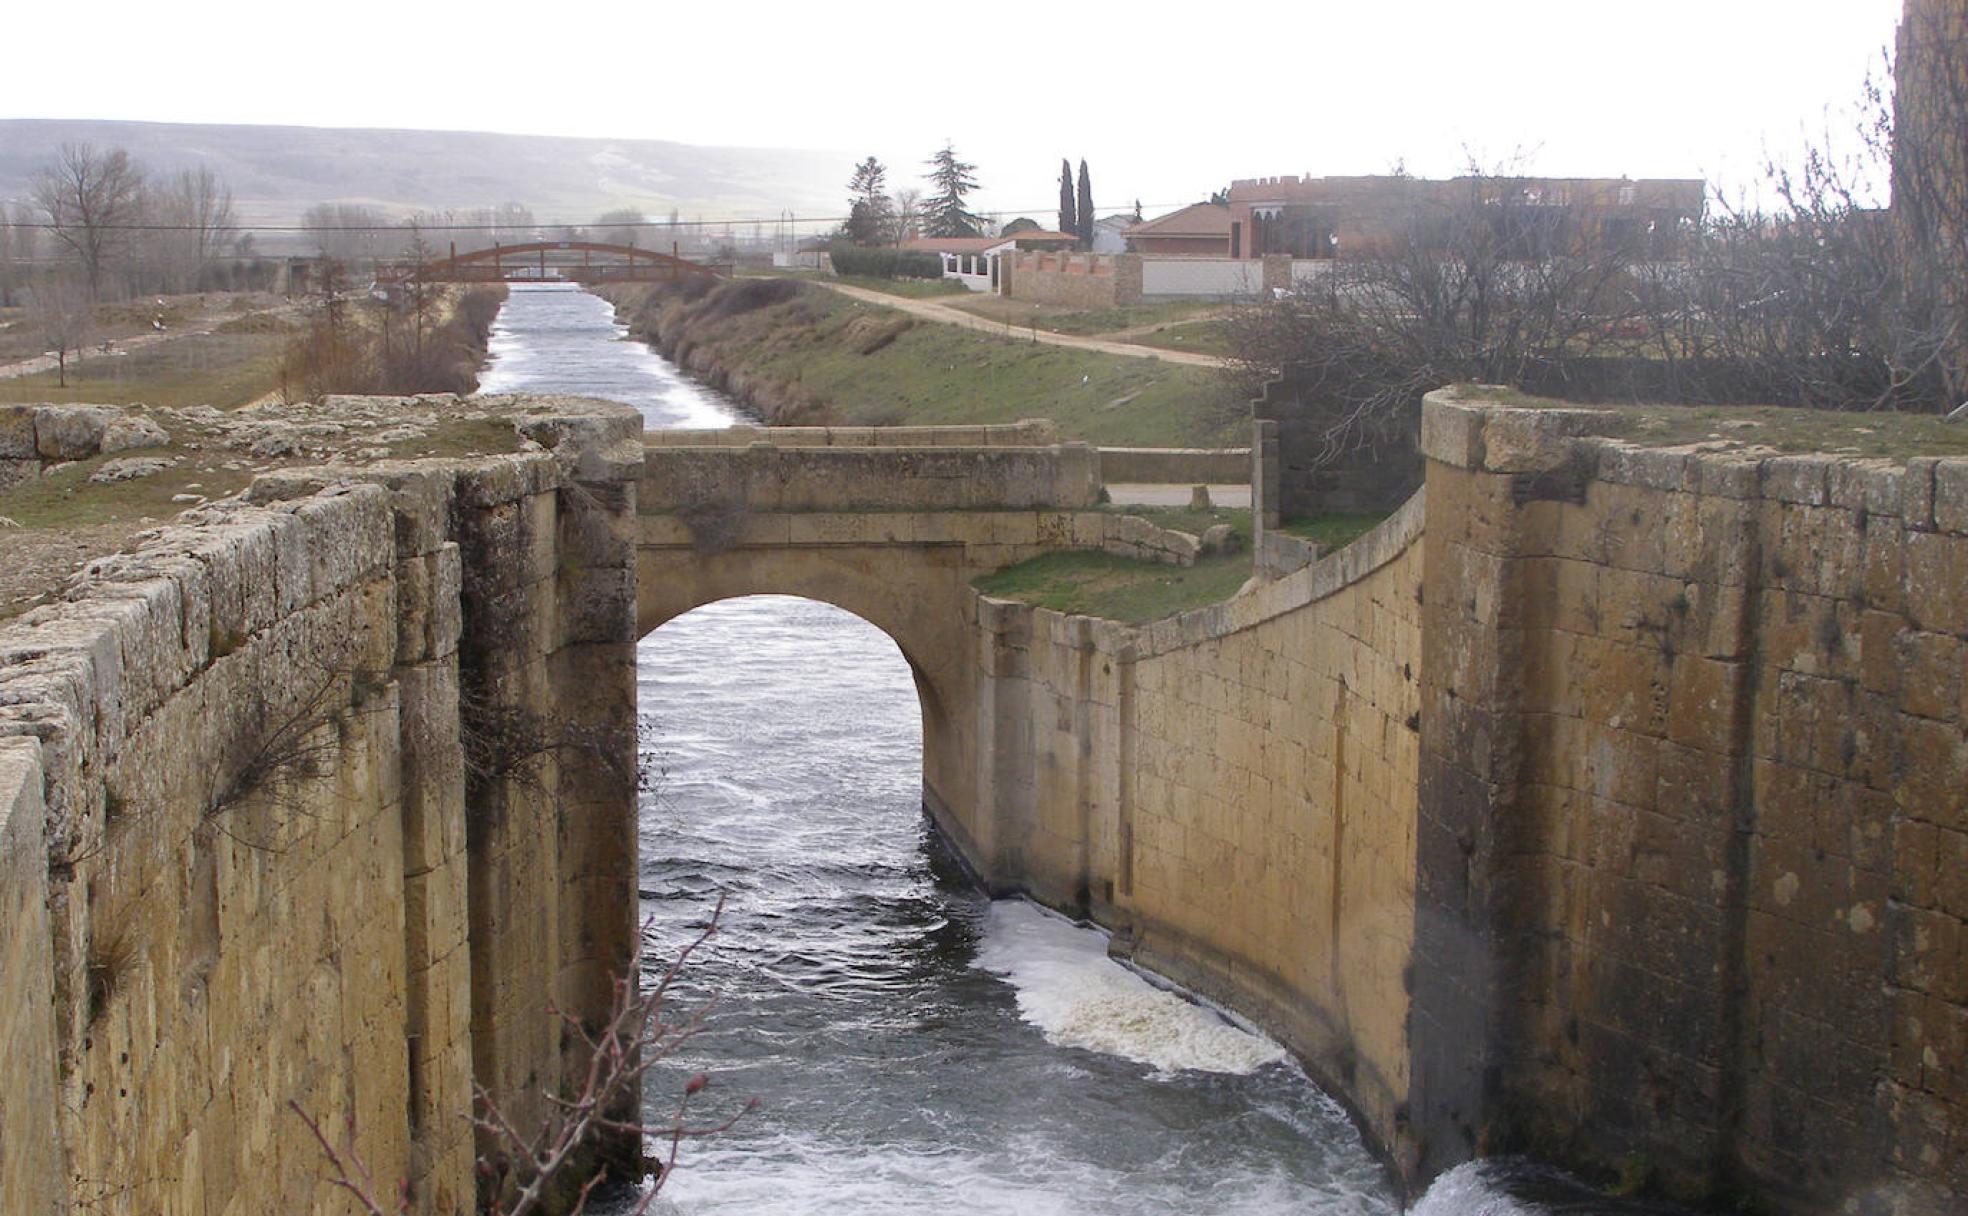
{"left": 375, "top": 241, "right": 727, "bottom": 286}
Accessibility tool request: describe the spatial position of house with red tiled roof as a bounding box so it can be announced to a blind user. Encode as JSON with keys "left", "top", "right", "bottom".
{"left": 1122, "top": 203, "right": 1232, "bottom": 256}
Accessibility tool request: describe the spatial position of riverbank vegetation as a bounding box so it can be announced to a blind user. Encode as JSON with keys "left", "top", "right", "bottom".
{"left": 276, "top": 281, "right": 505, "bottom": 402}
{"left": 601, "top": 278, "right": 1245, "bottom": 447}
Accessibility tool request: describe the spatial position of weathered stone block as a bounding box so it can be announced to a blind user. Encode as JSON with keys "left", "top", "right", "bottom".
{"left": 1934, "top": 459, "right": 1968, "bottom": 535}
{"left": 1419, "top": 394, "right": 1486, "bottom": 468}
{"left": 32, "top": 404, "right": 116, "bottom": 460}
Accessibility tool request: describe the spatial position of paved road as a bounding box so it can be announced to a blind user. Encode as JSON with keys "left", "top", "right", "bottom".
{"left": 807, "top": 280, "right": 1236, "bottom": 369}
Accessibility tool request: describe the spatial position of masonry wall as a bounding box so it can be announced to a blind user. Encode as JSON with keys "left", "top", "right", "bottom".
{"left": 0, "top": 400, "right": 641, "bottom": 1214}
{"left": 966, "top": 493, "right": 1427, "bottom": 1160}
{"left": 1412, "top": 391, "right": 1968, "bottom": 1214}
{"left": 1004, "top": 251, "right": 1142, "bottom": 307}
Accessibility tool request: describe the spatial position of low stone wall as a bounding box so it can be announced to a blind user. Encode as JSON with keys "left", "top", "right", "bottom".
{"left": 649, "top": 420, "right": 1063, "bottom": 448}
{"left": 1097, "top": 446, "right": 1251, "bottom": 485}
{"left": 1003, "top": 251, "right": 1144, "bottom": 307}
{"left": 0, "top": 397, "right": 643, "bottom": 1214}
{"left": 965, "top": 491, "right": 1428, "bottom": 1160}
{"left": 641, "top": 438, "right": 1101, "bottom": 513}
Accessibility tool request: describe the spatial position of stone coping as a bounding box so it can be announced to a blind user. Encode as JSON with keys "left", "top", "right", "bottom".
{"left": 1423, "top": 387, "right": 1968, "bottom": 534}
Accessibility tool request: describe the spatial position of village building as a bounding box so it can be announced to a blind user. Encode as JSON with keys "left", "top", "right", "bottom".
{"left": 903, "top": 229, "right": 1078, "bottom": 291}
{"left": 1223, "top": 173, "right": 1706, "bottom": 261}
{"left": 1121, "top": 202, "right": 1233, "bottom": 256}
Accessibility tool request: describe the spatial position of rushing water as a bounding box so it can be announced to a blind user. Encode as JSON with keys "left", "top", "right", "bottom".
{"left": 476, "top": 284, "right": 1404, "bottom": 1214}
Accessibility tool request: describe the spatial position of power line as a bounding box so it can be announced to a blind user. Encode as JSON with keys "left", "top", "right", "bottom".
{"left": 0, "top": 204, "right": 1185, "bottom": 234}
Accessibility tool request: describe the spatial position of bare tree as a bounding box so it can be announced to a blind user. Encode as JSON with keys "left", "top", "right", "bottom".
{"left": 891, "top": 188, "right": 922, "bottom": 245}
{"left": 30, "top": 273, "right": 96, "bottom": 387}
{"left": 145, "top": 165, "right": 237, "bottom": 293}
{"left": 32, "top": 143, "right": 146, "bottom": 299}
{"left": 1224, "top": 166, "right": 1657, "bottom": 461}
{"left": 302, "top": 202, "right": 391, "bottom": 268}
{"left": 0, "top": 204, "right": 38, "bottom": 307}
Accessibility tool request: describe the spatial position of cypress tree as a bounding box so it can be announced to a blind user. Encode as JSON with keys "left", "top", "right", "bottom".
{"left": 1058, "top": 159, "right": 1076, "bottom": 238}
{"left": 1076, "top": 159, "right": 1095, "bottom": 249}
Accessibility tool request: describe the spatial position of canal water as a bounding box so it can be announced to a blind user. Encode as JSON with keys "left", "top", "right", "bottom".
{"left": 476, "top": 284, "right": 1417, "bottom": 1214}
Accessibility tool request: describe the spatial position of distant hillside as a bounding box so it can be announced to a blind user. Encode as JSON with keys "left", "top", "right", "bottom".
{"left": 0, "top": 119, "right": 843, "bottom": 229}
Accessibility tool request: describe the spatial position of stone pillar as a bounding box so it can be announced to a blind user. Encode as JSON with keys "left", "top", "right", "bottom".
{"left": 1116, "top": 253, "right": 1144, "bottom": 305}
{"left": 1261, "top": 253, "right": 1292, "bottom": 295}
{"left": 1252, "top": 418, "right": 1282, "bottom": 545}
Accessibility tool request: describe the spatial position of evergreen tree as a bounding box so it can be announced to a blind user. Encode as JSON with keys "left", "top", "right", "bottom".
{"left": 921, "top": 143, "right": 984, "bottom": 239}
{"left": 1058, "top": 159, "right": 1076, "bottom": 238}
{"left": 1133, "top": 198, "right": 1144, "bottom": 222}
{"left": 1075, "top": 159, "right": 1095, "bottom": 249}
{"left": 845, "top": 156, "right": 894, "bottom": 245}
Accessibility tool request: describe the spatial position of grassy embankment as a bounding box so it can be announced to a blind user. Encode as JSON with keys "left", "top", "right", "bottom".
{"left": 940, "top": 294, "right": 1237, "bottom": 357}
{"left": 603, "top": 278, "right": 1247, "bottom": 448}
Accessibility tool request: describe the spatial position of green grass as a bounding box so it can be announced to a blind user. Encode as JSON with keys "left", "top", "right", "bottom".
{"left": 661, "top": 286, "right": 1246, "bottom": 447}
{"left": 974, "top": 507, "right": 1253, "bottom": 623}
{"left": 974, "top": 548, "right": 1253, "bottom": 623}
{"left": 0, "top": 331, "right": 285, "bottom": 408}
{"left": 1280, "top": 511, "right": 1387, "bottom": 552}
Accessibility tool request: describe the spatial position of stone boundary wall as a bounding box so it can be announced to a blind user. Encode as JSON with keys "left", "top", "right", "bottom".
{"left": 1097, "top": 446, "right": 1251, "bottom": 485}
{"left": 1003, "top": 251, "right": 1144, "bottom": 307}
{"left": 1411, "top": 389, "right": 1968, "bottom": 1214}
{"left": 640, "top": 440, "right": 1101, "bottom": 513}
{"left": 964, "top": 489, "right": 1428, "bottom": 1161}
{"left": 0, "top": 398, "right": 642, "bottom": 1214}
{"left": 646, "top": 420, "right": 1063, "bottom": 448}
{"left": 0, "top": 404, "right": 173, "bottom": 490}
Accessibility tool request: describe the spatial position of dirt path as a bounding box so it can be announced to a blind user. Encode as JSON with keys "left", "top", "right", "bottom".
{"left": 806, "top": 280, "right": 1236, "bottom": 369}
{"left": 0, "top": 327, "right": 182, "bottom": 381}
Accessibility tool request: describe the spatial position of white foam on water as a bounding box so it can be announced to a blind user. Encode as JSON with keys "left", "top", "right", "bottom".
{"left": 1408, "top": 1161, "right": 1530, "bottom": 1216}
{"left": 972, "top": 899, "right": 1288, "bottom": 1076}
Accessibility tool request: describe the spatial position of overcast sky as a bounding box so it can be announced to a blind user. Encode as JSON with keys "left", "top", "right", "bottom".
{"left": 0, "top": 0, "right": 1907, "bottom": 221}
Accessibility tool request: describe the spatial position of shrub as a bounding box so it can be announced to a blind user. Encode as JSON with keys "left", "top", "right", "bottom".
{"left": 826, "top": 244, "right": 946, "bottom": 280}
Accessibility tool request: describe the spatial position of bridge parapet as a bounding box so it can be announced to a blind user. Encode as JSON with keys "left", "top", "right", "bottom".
{"left": 640, "top": 428, "right": 1100, "bottom": 514}
{"left": 645, "top": 419, "right": 1064, "bottom": 448}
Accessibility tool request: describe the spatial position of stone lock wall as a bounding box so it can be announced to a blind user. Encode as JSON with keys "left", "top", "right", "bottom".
{"left": 965, "top": 493, "right": 1428, "bottom": 1158}
{"left": 1411, "top": 390, "right": 1968, "bottom": 1213}
{"left": 0, "top": 398, "right": 642, "bottom": 1214}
